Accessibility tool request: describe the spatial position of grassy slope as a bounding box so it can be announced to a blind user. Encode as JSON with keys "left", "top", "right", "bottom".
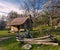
{"left": 0, "top": 37, "right": 60, "bottom": 50}
{"left": 0, "top": 26, "right": 60, "bottom": 50}
{"left": 0, "top": 30, "right": 15, "bottom": 38}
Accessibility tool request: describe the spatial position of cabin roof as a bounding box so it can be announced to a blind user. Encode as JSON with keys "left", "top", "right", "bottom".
{"left": 7, "top": 17, "right": 29, "bottom": 26}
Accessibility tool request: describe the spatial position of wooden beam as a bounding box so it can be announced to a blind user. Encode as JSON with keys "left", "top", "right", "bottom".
{"left": 16, "top": 38, "right": 58, "bottom": 45}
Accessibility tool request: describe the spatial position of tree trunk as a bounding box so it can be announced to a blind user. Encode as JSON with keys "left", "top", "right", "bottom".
{"left": 49, "top": 16, "right": 52, "bottom": 26}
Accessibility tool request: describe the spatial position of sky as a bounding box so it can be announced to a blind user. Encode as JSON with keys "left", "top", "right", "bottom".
{"left": 0, "top": 0, "right": 47, "bottom": 16}
{"left": 0, "top": 0, "right": 24, "bottom": 16}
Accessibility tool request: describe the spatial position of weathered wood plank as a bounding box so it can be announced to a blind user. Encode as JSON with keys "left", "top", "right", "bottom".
{"left": 28, "top": 41, "right": 58, "bottom": 45}
{"left": 16, "top": 35, "right": 58, "bottom": 45}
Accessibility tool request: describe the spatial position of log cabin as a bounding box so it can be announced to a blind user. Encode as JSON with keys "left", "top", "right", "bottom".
{"left": 7, "top": 15, "right": 33, "bottom": 32}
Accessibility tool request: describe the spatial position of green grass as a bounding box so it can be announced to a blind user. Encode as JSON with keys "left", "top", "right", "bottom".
{"left": 0, "top": 30, "right": 15, "bottom": 38}
{"left": 0, "top": 37, "right": 25, "bottom": 50}
{"left": 31, "top": 26, "right": 52, "bottom": 37}
{"left": 32, "top": 26, "right": 60, "bottom": 39}
{"left": 0, "top": 37, "right": 60, "bottom": 50}
{"left": 0, "top": 26, "right": 60, "bottom": 50}
{"left": 31, "top": 44, "right": 60, "bottom": 50}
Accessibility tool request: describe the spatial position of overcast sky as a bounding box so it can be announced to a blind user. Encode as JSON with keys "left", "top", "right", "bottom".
{"left": 0, "top": 0, "right": 47, "bottom": 16}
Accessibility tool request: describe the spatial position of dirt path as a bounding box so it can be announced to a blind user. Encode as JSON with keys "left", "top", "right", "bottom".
{"left": 0, "top": 36, "right": 12, "bottom": 50}
{"left": 0, "top": 37, "right": 12, "bottom": 41}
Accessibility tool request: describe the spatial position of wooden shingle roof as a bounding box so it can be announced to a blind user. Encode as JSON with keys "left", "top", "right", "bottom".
{"left": 7, "top": 17, "right": 29, "bottom": 26}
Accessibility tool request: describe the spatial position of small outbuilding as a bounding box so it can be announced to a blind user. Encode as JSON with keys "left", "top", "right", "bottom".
{"left": 7, "top": 15, "right": 33, "bottom": 32}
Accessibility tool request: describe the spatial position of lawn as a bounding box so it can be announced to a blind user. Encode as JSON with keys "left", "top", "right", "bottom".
{"left": 0, "top": 30, "right": 15, "bottom": 38}
{"left": 0, "top": 26, "right": 60, "bottom": 50}
{"left": 0, "top": 37, "right": 60, "bottom": 50}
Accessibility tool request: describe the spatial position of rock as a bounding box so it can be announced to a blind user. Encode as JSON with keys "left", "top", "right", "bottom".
{"left": 22, "top": 44, "right": 32, "bottom": 50}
